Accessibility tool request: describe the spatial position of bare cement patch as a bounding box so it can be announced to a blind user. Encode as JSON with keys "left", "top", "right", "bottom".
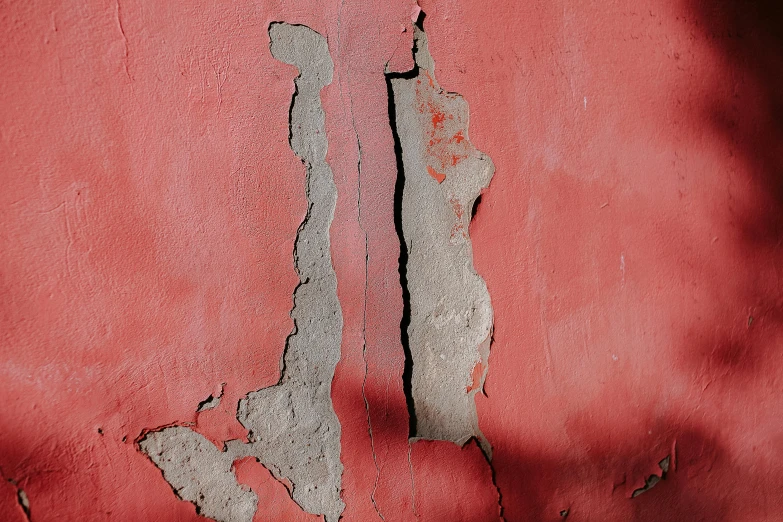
{"left": 139, "top": 22, "right": 344, "bottom": 522}
{"left": 388, "top": 20, "right": 495, "bottom": 455}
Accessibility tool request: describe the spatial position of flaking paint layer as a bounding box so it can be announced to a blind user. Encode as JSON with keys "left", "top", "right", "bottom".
{"left": 139, "top": 22, "right": 345, "bottom": 522}
{"left": 390, "top": 20, "right": 495, "bottom": 452}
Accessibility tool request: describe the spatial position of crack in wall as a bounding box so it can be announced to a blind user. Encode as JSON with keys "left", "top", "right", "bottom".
{"left": 386, "top": 46, "right": 419, "bottom": 441}
{"left": 2, "top": 469, "right": 31, "bottom": 522}
{"left": 138, "top": 13, "right": 503, "bottom": 522}
{"left": 334, "top": 4, "right": 384, "bottom": 517}
{"left": 17, "top": 488, "right": 30, "bottom": 521}
{"left": 139, "top": 22, "right": 344, "bottom": 522}
{"left": 407, "top": 444, "right": 418, "bottom": 519}
{"left": 483, "top": 442, "right": 507, "bottom": 521}
{"left": 386, "top": 13, "right": 495, "bottom": 456}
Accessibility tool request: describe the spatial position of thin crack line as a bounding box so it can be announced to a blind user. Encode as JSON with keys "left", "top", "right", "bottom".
{"left": 480, "top": 446, "right": 506, "bottom": 521}
{"left": 407, "top": 443, "right": 419, "bottom": 519}
{"left": 335, "top": 5, "right": 384, "bottom": 519}
{"left": 354, "top": 114, "right": 384, "bottom": 521}
{"left": 352, "top": 65, "right": 385, "bottom": 522}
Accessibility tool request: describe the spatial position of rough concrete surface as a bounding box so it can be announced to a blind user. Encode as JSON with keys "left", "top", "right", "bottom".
{"left": 235, "top": 22, "right": 344, "bottom": 521}
{"left": 139, "top": 428, "right": 257, "bottom": 522}
{"left": 139, "top": 22, "right": 344, "bottom": 522}
{"left": 389, "top": 20, "right": 495, "bottom": 453}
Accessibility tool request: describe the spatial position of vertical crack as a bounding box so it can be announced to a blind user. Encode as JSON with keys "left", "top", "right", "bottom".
{"left": 357, "top": 139, "right": 385, "bottom": 520}
{"left": 17, "top": 488, "right": 30, "bottom": 521}
{"left": 481, "top": 445, "right": 506, "bottom": 521}
{"left": 387, "top": 11, "right": 503, "bottom": 517}
{"left": 354, "top": 72, "right": 385, "bottom": 522}
{"left": 385, "top": 32, "right": 421, "bottom": 439}
{"left": 335, "top": 3, "right": 384, "bottom": 518}
{"left": 386, "top": 9, "right": 495, "bottom": 447}
{"left": 407, "top": 444, "right": 419, "bottom": 519}
{"left": 114, "top": 0, "right": 132, "bottom": 82}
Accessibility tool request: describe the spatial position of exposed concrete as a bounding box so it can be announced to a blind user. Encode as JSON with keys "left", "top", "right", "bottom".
{"left": 139, "top": 22, "right": 344, "bottom": 522}
{"left": 17, "top": 489, "right": 29, "bottom": 520}
{"left": 388, "top": 20, "right": 495, "bottom": 454}
{"left": 234, "top": 22, "right": 344, "bottom": 521}
{"left": 139, "top": 428, "right": 257, "bottom": 522}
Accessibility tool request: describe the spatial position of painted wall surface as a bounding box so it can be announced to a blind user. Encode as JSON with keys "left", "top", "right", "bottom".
{"left": 1, "top": 0, "right": 782, "bottom": 521}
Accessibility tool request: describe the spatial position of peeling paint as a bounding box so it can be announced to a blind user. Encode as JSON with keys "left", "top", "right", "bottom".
{"left": 5, "top": 1, "right": 783, "bottom": 520}
{"left": 139, "top": 22, "right": 344, "bottom": 522}
{"left": 631, "top": 455, "right": 671, "bottom": 498}
{"left": 2, "top": 471, "right": 31, "bottom": 522}
{"left": 139, "top": 428, "right": 257, "bottom": 522}
{"left": 388, "top": 15, "right": 495, "bottom": 454}
{"left": 197, "top": 383, "right": 225, "bottom": 412}
{"left": 16, "top": 489, "right": 29, "bottom": 521}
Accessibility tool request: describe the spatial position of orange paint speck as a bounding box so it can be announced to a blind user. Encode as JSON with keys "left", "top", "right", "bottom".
{"left": 425, "top": 70, "right": 435, "bottom": 88}
{"left": 466, "top": 361, "right": 484, "bottom": 392}
{"left": 450, "top": 197, "right": 464, "bottom": 219}
{"left": 453, "top": 131, "right": 465, "bottom": 143}
{"left": 427, "top": 165, "right": 446, "bottom": 183}
{"left": 432, "top": 111, "right": 445, "bottom": 129}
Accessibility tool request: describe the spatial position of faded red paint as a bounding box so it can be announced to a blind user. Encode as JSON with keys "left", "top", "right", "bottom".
{"left": 2, "top": 0, "right": 783, "bottom": 521}
{"left": 417, "top": 74, "right": 472, "bottom": 186}
{"left": 465, "top": 361, "right": 484, "bottom": 393}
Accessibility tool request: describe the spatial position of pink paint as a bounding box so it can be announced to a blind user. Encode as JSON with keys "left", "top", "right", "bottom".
{"left": 233, "top": 457, "right": 319, "bottom": 522}
{"left": 2, "top": 0, "right": 782, "bottom": 520}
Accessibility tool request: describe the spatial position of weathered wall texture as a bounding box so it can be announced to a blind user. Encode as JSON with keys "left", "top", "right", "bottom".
{"left": 2, "top": 0, "right": 783, "bottom": 521}
{"left": 390, "top": 21, "right": 495, "bottom": 454}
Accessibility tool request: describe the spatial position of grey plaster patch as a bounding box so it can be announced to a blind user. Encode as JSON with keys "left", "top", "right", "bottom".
{"left": 388, "top": 22, "right": 495, "bottom": 455}
{"left": 233, "top": 22, "right": 343, "bottom": 522}
{"left": 139, "top": 22, "right": 344, "bottom": 522}
{"left": 139, "top": 427, "right": 257, "bottom": 522}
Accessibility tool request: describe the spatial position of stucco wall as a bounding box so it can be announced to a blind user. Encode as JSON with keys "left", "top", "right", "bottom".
{"left": 1, "top": 0, "right": 782, "bottom": 520}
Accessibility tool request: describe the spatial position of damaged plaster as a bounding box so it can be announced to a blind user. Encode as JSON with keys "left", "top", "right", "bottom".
{"left": 235, "top": 21, "right": 344, "bottom": 521}
{"left": 631, "top": 456, "right": 671, "bottom": 498}
{"left": 388, "top": 18, "right": 495, "bottom": 453}
{"left": 197, "top": 383, "right": 225, "bottom": 412}
{"left": 3, "top": 473, "right": 31, "bottom": 521}
{"left": 139, "top": 22, "right": 344, "bottom": 522}
{"left": 139, "top": 427, "right": 258, "bottom": 522}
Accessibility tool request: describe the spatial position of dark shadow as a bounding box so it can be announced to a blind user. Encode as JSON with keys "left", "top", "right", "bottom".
{"left": 386, "top": 12, "right": 425, "bottom": 438}
{"left": 674, "top": 0, "right": 783, "bottom": 389}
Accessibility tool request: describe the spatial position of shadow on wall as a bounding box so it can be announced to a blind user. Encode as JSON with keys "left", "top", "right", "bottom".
{"left": 458, "top": 1, "right": 783, "bottom": 520}
{"left": 678, "top": 0, "right": 783, "bottom": 388}
{"left": 693, "top": 0, "right": 783, "bottom": 241}
{"left": 0, "top": 381, "right": 780, "bottom": 522}
{"left": 345, "top": 380, "right": 776, "bottom": 522}
{"left": 514, "top": 1, "right": 783, "bottom": 520}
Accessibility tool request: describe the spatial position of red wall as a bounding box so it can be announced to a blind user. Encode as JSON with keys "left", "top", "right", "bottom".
{"left": 2, "top": 0, "right": 782, "bottom": 520}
